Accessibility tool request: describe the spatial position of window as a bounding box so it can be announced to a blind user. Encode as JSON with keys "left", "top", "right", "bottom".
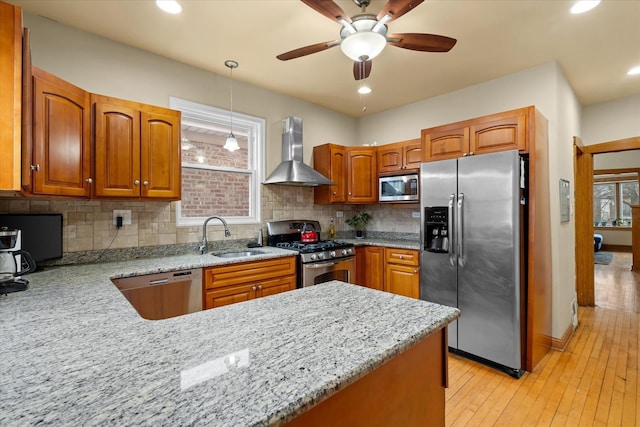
{"left": 170, "top": 97, "right": 264, "bottom": 226}
{"left": 593, "top": 177, "right": 638, "bottom": 227}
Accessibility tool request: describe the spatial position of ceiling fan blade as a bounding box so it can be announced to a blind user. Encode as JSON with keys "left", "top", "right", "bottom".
{"left": 387, "top": 33, "right": 457, "bottom": 52}
{"left": 377, "top": 0, "right": 424, "bottom": 22}
{"left": 277, "top": 40, "right": 341, "bottom": 61}
{"left": 353, "top": 60, "right": 372, "bottom": 81}
{"left": 301, "top": 0, "right": 352, "bottom": 24}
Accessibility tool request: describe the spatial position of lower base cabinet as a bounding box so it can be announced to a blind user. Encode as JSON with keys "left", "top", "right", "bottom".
{"left": 356, "top": 246, "right": 420, "bottom": 298}
{"left": 204, "top": 256, "right": 296, "bottom": 309}
{"left": 384, "top": 248, "right": 420, "bottom": 299}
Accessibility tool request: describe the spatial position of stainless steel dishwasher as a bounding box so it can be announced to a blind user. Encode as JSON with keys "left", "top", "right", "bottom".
{"left": 112, "top": 269, "right": 203, "bottom": 320}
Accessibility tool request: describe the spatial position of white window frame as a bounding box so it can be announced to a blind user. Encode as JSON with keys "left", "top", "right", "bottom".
{"left": 170, "top": 97, "right": 264, "bottom": 226}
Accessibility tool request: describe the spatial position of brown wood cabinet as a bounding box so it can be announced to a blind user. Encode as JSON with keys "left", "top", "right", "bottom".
{"left": 314, "top": 144, "right": 377, "bottom": 204}
{"left": 347, "top": 147, "right": 377, "bottom": 203}
{"left": 384, "top": 248, "right": 420, "bottom": 299}
{"left": 313, "top": 143, "right": 347, "bottom": 204}
{"left": 632, "top": 206, "right": 639, "bottom": 271}
{"left": 0, "top": 1, "right": 22, "bottom": 192}
{"left": 377, "top": 138, "right": 422, "bottom": 174}
{"left": 93, "top": 94, "right": 181, "bottom": 200}
{"left": 422, "top": 107, "right": 529, "bottom": 161}
{"left": 355, "top": 246, "right": 384, "bottom": 291}
{"left": 204, "top": 256, "right": 296, "bottom": 309}
{"left": 31, "top": 67, "right": 92, "bottom": 197}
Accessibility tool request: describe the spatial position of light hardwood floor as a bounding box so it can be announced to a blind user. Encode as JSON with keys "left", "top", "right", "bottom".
{"left": 445, "top": 252, "right": 639, "bottom": 426}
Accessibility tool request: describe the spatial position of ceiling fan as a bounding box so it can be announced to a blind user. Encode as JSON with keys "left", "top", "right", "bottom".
{"left": 276, "top": 0, "right": 457, "bottom": 80}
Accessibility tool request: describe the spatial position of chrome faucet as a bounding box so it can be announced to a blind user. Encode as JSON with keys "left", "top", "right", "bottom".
{"left": 197, "top": 216, "right": 231, "bottom": 254}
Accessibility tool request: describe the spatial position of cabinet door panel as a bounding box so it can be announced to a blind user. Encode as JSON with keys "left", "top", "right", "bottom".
{"left": 377, "top": 145, "right": 402, "bottom": 174}
{"left": 94, "top": 99, "right": 140, "bottom": 197}
{"left": 205, "top": 284, "right": 256, "bottom": 309}
{"left": 257, "top": 276, "right": 296, "bottom": 298}
{"left": 32, "top": 70, "right": 90, "bottom": 197}
{"left": 347, "top": 148, "right": 377, "bottom": 203}
{"left": 470, "top": 112, "right": 526, "bottom": 155}
{"left": 141, "top": 110, "right": 181, "bottom": 199}
{"left": 314, "top": 144, "right": 347, "bottom": 204}
{"left": 365, "top": 246, "right": 385, "bottom": 291}
{"left": 385, "top": 264, "right": 420, "bottom": 299}
{"left": 404, "top": 142, "right": 423, "bottom": 170}
{"left": 422, "top": 125, "right": 469, "bottom": 162}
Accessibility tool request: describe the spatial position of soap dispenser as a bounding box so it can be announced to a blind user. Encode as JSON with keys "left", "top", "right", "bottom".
{"left": 329, "top": 217, "right": 335, "bottom": 239}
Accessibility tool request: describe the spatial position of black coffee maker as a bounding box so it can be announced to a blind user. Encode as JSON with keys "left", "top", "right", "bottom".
{"left": 0, "top": 227, "right": 37, "bottom": 294}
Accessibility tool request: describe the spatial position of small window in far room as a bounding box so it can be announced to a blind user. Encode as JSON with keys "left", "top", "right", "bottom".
{"left": 593, "top": 173, "right": 639, "bottom": 227}
{"left": 170, "top": 97, "right": 265, "bottom": 226}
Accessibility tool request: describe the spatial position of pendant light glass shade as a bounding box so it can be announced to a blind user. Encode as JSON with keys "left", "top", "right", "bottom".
{"left": 224, "top": 132, "right": 240, "bottom": 151}
{"left": 224, "top": 60, "right": 240, "bottom": 152}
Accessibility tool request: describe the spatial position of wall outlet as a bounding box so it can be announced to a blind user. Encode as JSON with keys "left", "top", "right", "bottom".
{"left": 113, "top": 210, "right": 132, "bottom": 226}
{"left": 336, "top": 211, "right": 343, "bottom": 218}
{"left": 412, "top": 211, "right": 420, "bottom": 218}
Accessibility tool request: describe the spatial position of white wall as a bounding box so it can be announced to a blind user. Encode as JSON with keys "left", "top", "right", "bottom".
{"left": 581, "top": 95, "right": 640, "bottom": 145}
{"left": 358, "top": 62, "right": 581, "bottom": 340}
{"left": 23, "top": 14, "right": 358, "bottom": 175}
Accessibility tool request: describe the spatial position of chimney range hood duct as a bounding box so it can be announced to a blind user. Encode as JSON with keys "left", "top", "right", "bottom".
{"left": 263, "top": 117, "right": 335, "bottom": 186}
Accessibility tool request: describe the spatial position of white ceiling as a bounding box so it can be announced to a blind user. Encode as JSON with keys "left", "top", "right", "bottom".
{"left": 11, "top": 0, "right": 640, "bottom": 117}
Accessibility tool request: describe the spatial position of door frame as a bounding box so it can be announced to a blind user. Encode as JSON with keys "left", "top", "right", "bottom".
{"left": 573, "top": 136, "right": 640, "bottom": 306}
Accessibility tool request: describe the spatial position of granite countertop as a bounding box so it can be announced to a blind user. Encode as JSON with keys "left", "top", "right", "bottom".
{"left": 0, "top": 249, "right": 458, "bottom": 426}
{"left": 341, "top": 238, "right": 420, "bottom": 250}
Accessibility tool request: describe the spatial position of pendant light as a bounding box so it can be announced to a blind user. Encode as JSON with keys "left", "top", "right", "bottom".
{"left": 223, "top": 60, "right": 240, "bottom": 152}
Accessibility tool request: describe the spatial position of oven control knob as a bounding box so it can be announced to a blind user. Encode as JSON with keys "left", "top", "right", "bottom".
{"left": 341, "top": 249, "right": 348, "bottom": 255}
{"left": 310, "top": 254, "right": 317, "bottom": 260}
{"left": 317, "top": 253, "right": 324, "bottom": 259}
{"left": 329, "top": 251, "right": 336, "bottom": 258}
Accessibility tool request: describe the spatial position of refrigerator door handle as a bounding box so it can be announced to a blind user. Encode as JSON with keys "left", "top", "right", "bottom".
{"left": 448, "top": 194, "right": 456, "bottom": 266}
{"left": 457, "top": 193, "right": 465, "bottom": 267}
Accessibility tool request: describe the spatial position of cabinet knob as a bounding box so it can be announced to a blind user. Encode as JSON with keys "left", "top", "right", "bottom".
{"left": 332, "top": 191, "right": 337, "bottom": 195}
{"left": 258, "top": 284, "right": 262, "bottom": 290}
{"left": 85, "top": 178, "right": 93, "bottom": 184}
{"left": 134, "top": 180, "right": 140, "bottom": 185}
{"left": 143, "top": 181, "right": 149, "bottom": 186}
{"left": 399, "top": 255, "right": 404, "bottom": 259}
{"left": 462, "top": 153, "right": 468, "bottom": 157}
{"left": 469, "top": 151, "right": 474, "bottom": 156}
{"left": 414, "top": 269, "right": 418, "bottom": 273}
{"left": 252, "top": 285, "right": 257, "bottom": 291}
{"left": 30, "top": 164, "right": 40, "bottom": 172}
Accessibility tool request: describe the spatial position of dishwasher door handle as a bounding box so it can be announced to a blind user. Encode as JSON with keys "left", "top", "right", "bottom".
{"left": 149, "top": 278, "right": 170, "bottom": 286}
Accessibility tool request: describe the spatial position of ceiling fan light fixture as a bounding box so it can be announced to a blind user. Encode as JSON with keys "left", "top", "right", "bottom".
{"left": 358, "top": 85, "right": 372, "bottom": 95}
{"left": 341, "top": 31, "right": 386, "bottom": 61}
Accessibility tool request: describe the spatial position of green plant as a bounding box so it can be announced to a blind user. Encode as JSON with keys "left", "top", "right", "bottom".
{"left": 345, "top": 212, "right": 371, "bottom": 231}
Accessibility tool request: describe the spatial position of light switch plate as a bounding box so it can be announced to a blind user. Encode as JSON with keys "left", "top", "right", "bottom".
{"left": 336, "top": 211, "right": 343, "bottom": 218}
{"left": 113, "top": 210, "right": 132, "bottom": 225}
{"left": 412, "top": 211, "right": 420, "bottom": 218}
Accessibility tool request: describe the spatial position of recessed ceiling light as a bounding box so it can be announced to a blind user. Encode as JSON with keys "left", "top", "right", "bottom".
{"left": 628, "top": 66, "right": 640, "bottom": 76}
{"left": 156, "top": 0, "right": 182, "bottom": 14}
{"left": 570, "top": 0, "right": 600, "bottom": 14}
{"left": 358, "top": 85, "right": 372, "bottom": 95}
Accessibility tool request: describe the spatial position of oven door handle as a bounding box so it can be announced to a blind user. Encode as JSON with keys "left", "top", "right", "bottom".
{"left": 305, "top": 262, "right": 340, "bottom": 268}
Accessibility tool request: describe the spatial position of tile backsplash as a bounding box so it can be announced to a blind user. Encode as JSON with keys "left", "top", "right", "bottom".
{"left": 0, "top": 186, "right": 419, "bottom": 258}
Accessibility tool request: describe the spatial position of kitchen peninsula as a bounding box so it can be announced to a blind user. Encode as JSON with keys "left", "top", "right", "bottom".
{"left": 0, "top": 252, "right": 459, "bottom": 426}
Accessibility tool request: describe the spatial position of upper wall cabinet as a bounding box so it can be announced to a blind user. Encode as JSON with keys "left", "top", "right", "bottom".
{"left": 31, "top": 67, "right": 92, "bottom": 197}
{"left": 93, "top": 95, "right": 181, "bottom": 200}
{"left": 422, "top": 107, "right": 529, "bottom": 161}
{"left": 313, "top": 144, "right": 377, "bottom": 204}
{"left": 377, "top": 138, "right": 422, "bottom": 174}
{"left": 0, "top": 1, "right": 23, "bottom": 192}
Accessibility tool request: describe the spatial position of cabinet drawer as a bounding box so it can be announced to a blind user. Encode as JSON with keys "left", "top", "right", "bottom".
{"left": 204, "top": 256, "right": 296, "bottom": 290}
{"left": 385, "top": 249, "right": 419, "bottom": 267}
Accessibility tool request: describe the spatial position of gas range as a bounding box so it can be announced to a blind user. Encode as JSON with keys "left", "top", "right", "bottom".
{"left": 266, "top": 219, "right": 356, "bottom": 288}
{"left": 266, "top": 220, "right": 356, "bottom": 263}
{"left": 275, "top": 240, "right": 355, "bottom": 263}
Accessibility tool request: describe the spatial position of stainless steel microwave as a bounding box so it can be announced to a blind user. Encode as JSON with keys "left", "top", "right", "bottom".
{"left": 379, "top": 174, "right": 419, "bottom": 202}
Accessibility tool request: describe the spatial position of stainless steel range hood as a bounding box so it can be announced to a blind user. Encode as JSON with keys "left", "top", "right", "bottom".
{"left": 263, "top": 117, "right": 335, "bottom": 186}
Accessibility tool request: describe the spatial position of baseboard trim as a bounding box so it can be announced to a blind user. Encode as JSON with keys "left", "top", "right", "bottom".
{"left": 601, "top": 244, "right": 632, "bottom": 253}
{"left": 551, "top": 322, "right": 575, "bottom": 351}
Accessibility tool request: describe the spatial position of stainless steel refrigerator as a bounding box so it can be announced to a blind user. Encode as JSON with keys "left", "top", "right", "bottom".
{"left": 420, "top": 149, "right": 525, "bottom": 378}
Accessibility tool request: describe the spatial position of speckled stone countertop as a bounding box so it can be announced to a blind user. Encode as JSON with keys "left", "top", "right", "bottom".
{"left": 0, "top": 248, "right": 458, "bottom": 426}
{"left": 342, "top": 237, "right": 421, "bottom": 250}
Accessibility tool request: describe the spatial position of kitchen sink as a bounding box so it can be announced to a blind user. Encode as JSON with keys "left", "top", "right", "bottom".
{"left": 212, "top": 250, "right": 266, "bottom": 258}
